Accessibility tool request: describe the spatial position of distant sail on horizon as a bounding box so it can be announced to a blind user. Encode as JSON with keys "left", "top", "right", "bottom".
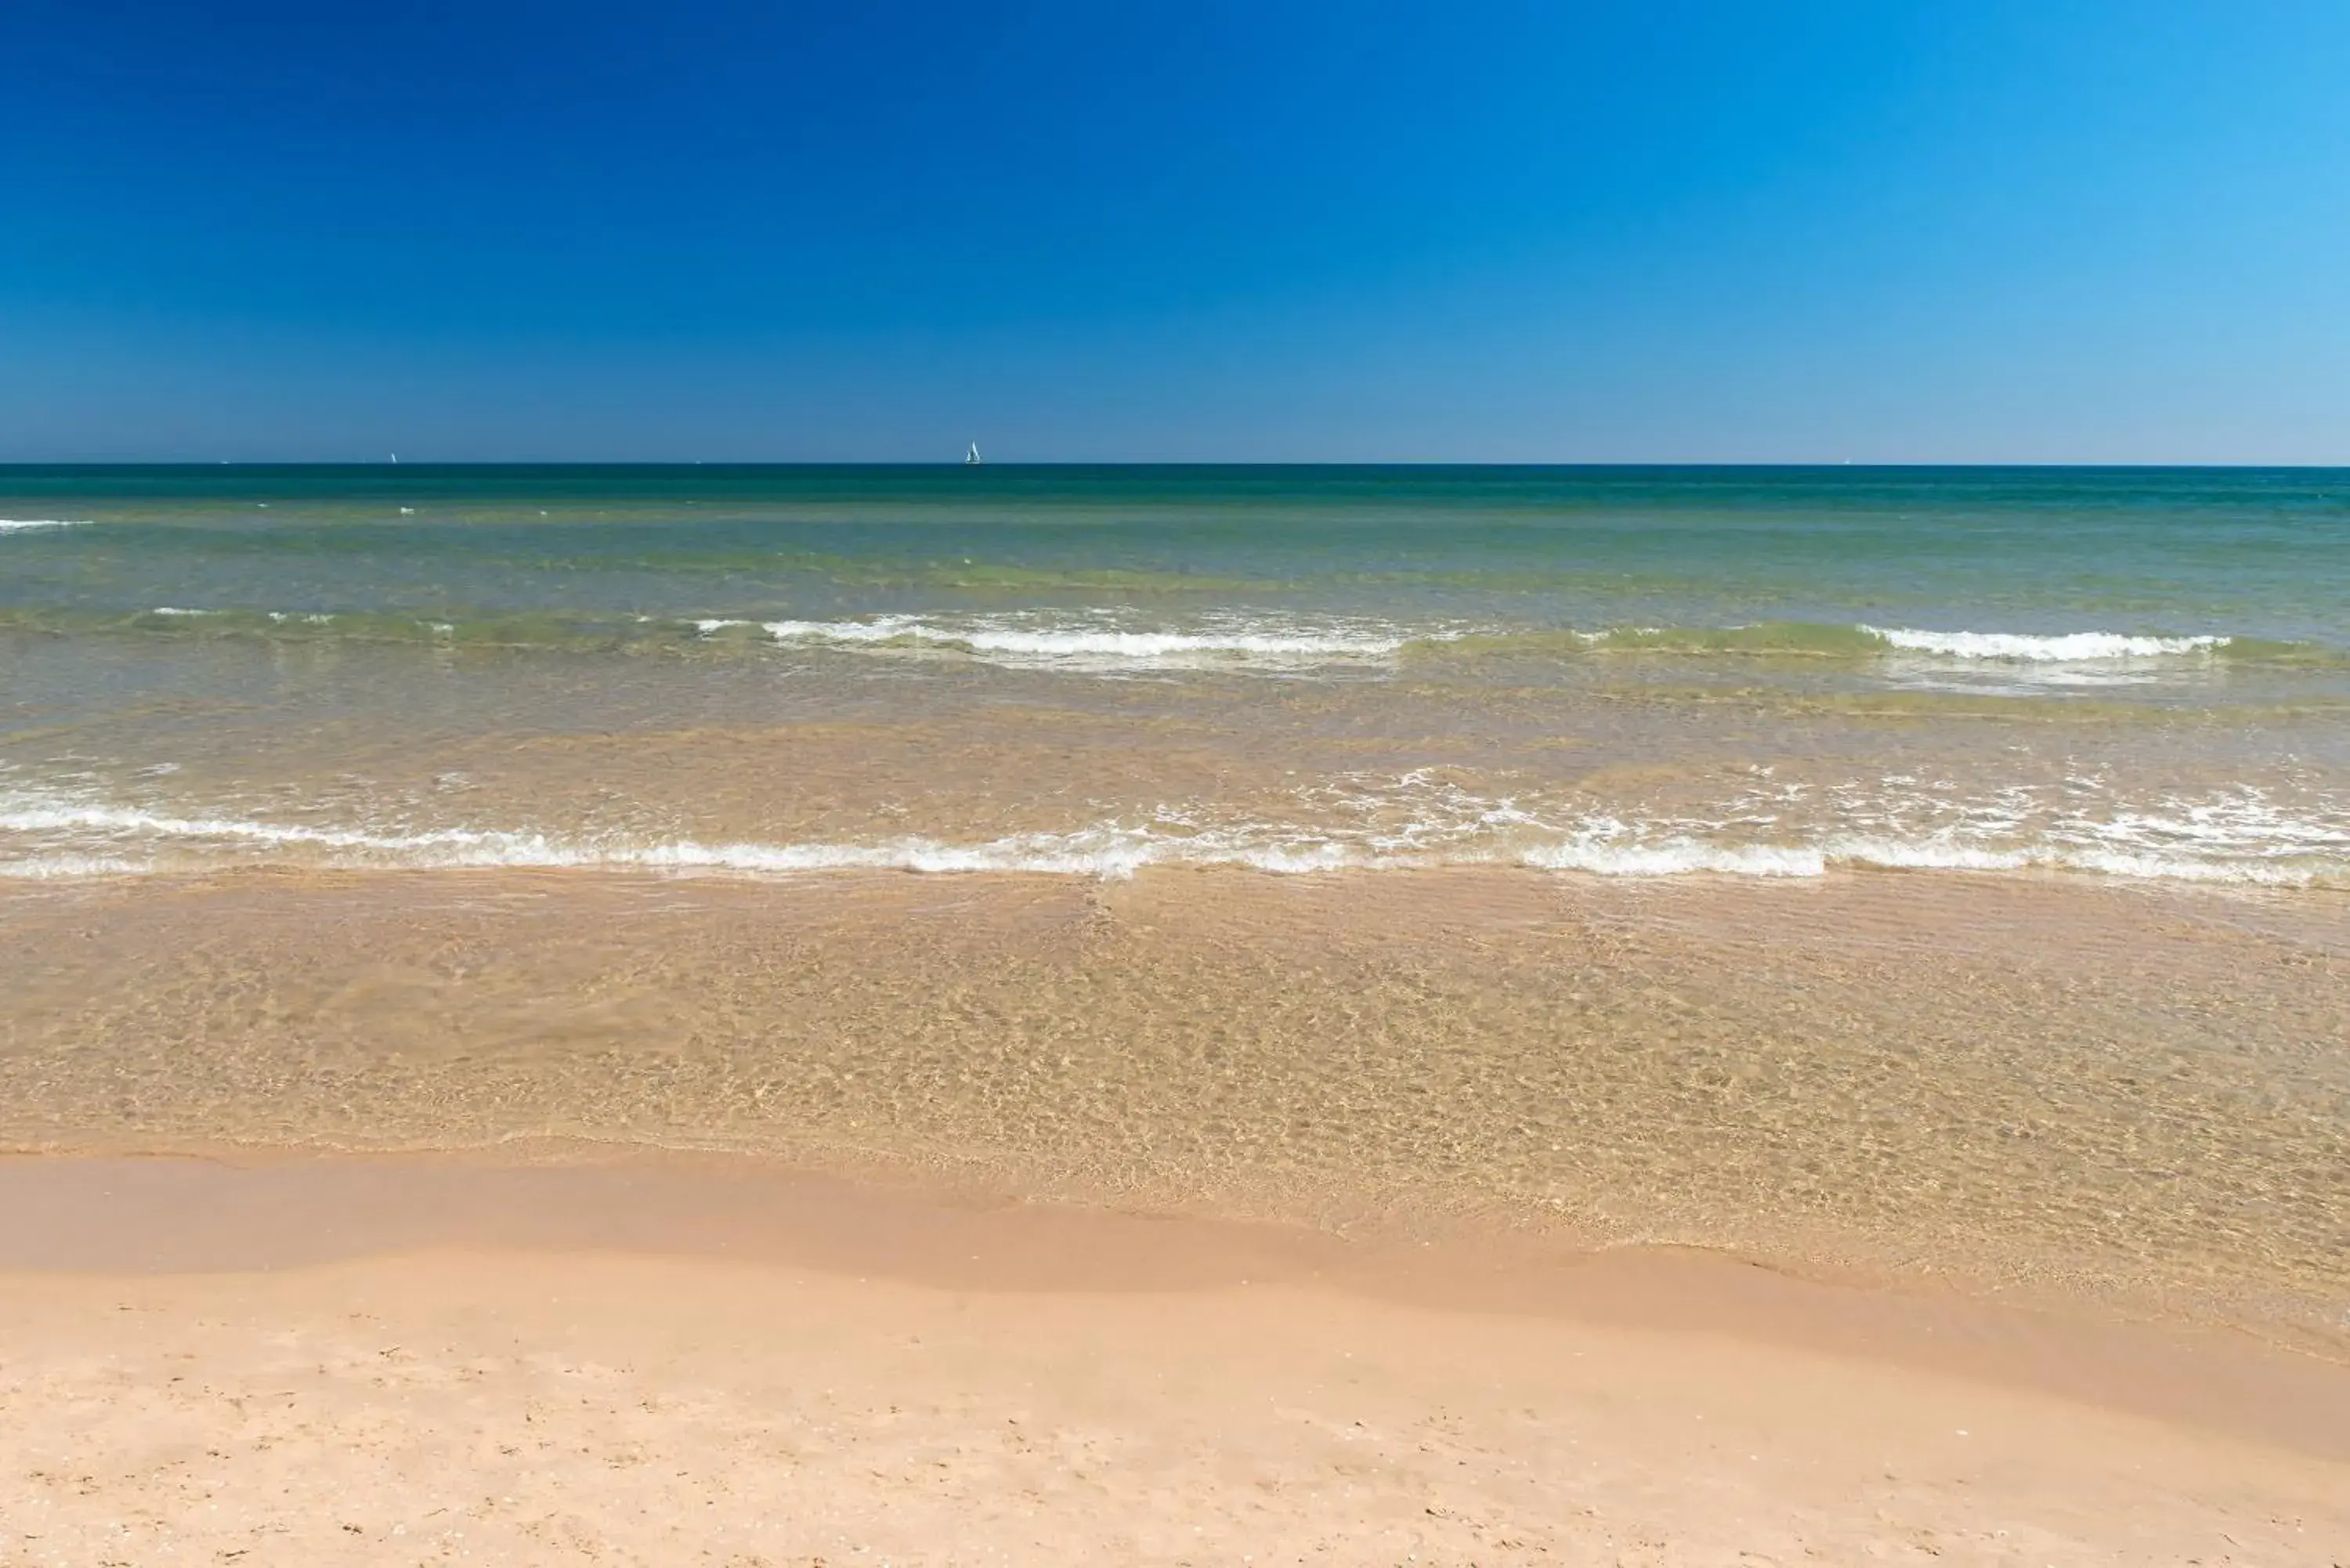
{"left": 965, "top": 442, "right": 982, "bottom": 465}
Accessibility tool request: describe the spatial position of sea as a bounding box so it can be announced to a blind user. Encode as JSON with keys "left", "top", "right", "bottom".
{"left": 5, "top": 464, "right": 2347, "bottom": 1333}
{"left": 5, "top": 464, "right": 2349, "bottom": 884}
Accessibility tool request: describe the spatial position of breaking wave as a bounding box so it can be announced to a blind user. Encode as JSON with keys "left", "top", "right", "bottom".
{"left": 1423, "top": 622, "right": 2256, "bottom": 662}
{"left": 4, "top": 604, "right": 2338, "bottom": 679}
{"left": 1858, "top": 626, "right": 2229, "bottom": 661}
{"left": 5, "top": 778, "right": 2344, "bottom": 887}
{"left": 747, "top": 614, "right": 1421, "bottom": 667}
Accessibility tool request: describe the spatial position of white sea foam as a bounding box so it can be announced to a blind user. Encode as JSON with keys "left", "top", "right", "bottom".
{"left": 733, "top": 612, "right": 2253, "bottom": 672}
{"left": 0, "top": 853, "right": 158, "bottom": 880}
{"left": 752, "top": 613, "right": 1423, "bottom": 668}
{"left": 0, "top": 518, "right": 90, "bottom": 533}
{"left": 5, "top": 779, "right": 2343, "bottom": 886}
{"left": 1517, "top": 838, "right": 1828, "bottom": 877}
{"left": 0, "top": 798, "right": 562, "bottom": 858}
{"left": 1862, "top": 626, "right": 2229, "bottom": 660}
{"left": 0, "top": 796, "right": 1350, "bottom": 880}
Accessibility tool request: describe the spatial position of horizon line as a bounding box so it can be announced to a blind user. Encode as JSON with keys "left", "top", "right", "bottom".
{"left": 5, "top": 459, "right": 2349, "bottom": 471}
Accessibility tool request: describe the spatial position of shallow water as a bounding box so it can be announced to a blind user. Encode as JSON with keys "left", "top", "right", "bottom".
{"left": 4, "top": 465, "right": 2346, "bottom": 1332}
{"left": 3, "top": 867, "right": 2345, "bottom": 1338}
{"left": 5, "top": 464, "right": 2349, "bottom": 885}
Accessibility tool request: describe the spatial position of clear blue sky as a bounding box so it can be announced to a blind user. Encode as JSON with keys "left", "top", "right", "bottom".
{"left": 4, "top": 1, "right": 2345, "bottom": 462}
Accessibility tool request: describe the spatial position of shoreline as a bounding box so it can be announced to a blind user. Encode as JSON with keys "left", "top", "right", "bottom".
{"left": 5, "top": 1151, "right": 2348, "bottom": 1564}
{"left": 7, "top": 862, "right": 2347, "bottom": 1346}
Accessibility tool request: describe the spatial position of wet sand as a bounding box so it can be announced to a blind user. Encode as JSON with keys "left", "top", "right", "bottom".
{"left": 5, "top": 865, "right": 2346, "bottom": 1335}
{"left": 4, "top": 1155, "right": 2348, "bottom": 1566}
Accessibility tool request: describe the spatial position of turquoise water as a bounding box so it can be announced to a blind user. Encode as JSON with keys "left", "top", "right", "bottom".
{"left": 5, "top": 465, "right": 2349, "bottom": 883}
{"left": 5, "top": 464, "right": 2349, "bottom": 653}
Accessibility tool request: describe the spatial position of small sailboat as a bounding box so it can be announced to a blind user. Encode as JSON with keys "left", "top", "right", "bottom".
{"left": 965, "top": 442, "right": 982, "bottom": 465}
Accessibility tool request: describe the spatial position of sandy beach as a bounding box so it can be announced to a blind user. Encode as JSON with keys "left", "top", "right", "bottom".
{"left": 14, "top": 0, "right": 2350, "bottom": 1552}
{"left": 5, "top": 865, "right": 2348, "bottom": 1559}
{"left": 2, "top": 1156, "right": 2347, "bottom": 1566}
{"left": 8, "top": 468, "right": 2350, "bottom": 1562}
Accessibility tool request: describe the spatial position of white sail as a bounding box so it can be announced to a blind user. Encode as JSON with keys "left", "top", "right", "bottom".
{"left": 966, "top": 443, "right": 982, "bottom": 465}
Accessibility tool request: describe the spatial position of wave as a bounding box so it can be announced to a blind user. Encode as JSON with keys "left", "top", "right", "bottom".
{"left": 0, "top": 853, "right": 159, "bottom": 880}
{"left": 1419, "top": 621, "right": 2265, "bottom": 663}
{"left": 751, "top": 616, "right": 2314, "bottom": 671}
{"left": 0, "top": 518, "right": 91, "bottom": 533}
{"left": 4, "top": 604, "right": 2339, "bottom": 677}
{"left": 1859, "top": 626, "right": 2228, "bottom": 661}
{"left": 0, "top": 798, "right": 1325, "bottom": 878}
{"left": 1, "top": 606, "right": 1419, "bottom": 667}
{"left": 1414, "top": 623, "right": 1893, "bottom": 659}
{"left": 6, "top": 784, "right": 2343, "bottom": 887}
{"left": 751, "top": 614, "right": 1416, "bottom": 664}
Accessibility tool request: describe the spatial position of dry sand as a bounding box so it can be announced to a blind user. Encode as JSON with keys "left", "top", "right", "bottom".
{"left": 3, "top": 1158, "right": 2348, "bottom": 1566}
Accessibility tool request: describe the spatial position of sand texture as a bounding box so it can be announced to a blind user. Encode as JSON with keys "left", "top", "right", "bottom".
{"left": 9, "top": 868, "right": 2349, "bottom": 1338}
{"left": 4, "top": 1163, "right": 2348, "bottom": 1566}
